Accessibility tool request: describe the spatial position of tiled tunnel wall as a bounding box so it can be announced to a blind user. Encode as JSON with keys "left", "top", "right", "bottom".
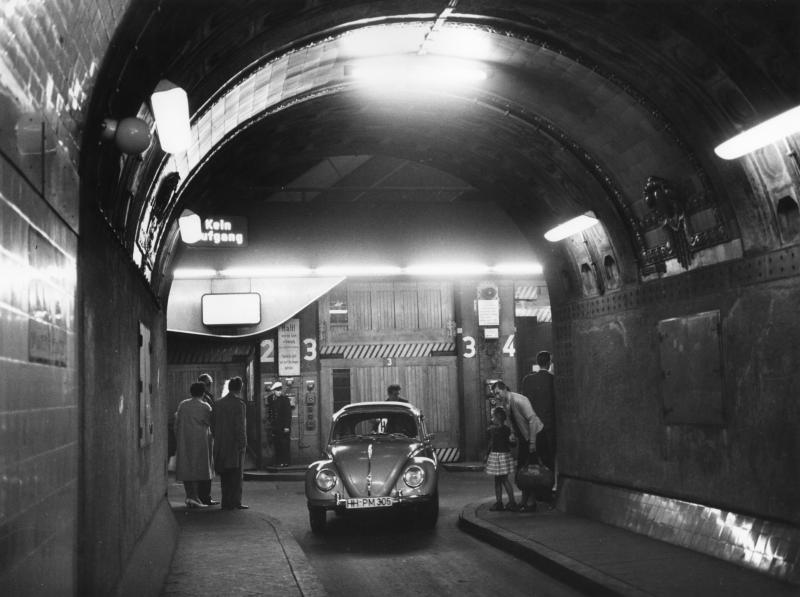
{"left": 0, "top": 1, "right": 158, "bottom": 595}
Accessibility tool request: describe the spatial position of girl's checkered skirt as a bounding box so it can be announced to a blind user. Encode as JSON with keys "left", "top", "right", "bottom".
{"left": 485, "top": 451, "right": 515, "bottom": 475}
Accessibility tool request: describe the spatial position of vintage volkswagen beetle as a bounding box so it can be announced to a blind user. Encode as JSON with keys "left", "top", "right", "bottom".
{"left": 305, "top": 401, "right": 439, "bottom": 533}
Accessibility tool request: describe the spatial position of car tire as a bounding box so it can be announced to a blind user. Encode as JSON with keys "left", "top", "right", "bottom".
{"left": 309, "top": 506, "right": 327, "bottom": 533}
{"left": 417, "top": 491, "right": 439, "bottom": 529}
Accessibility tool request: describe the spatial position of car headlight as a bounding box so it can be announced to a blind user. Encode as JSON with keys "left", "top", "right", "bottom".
{"left": 403, "top": 465, "right": 425, "bottom": 488}
{"left": 315, "top": 468, "right": 337, "bottom": 491}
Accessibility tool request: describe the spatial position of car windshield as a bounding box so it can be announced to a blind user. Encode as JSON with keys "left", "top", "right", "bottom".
{"left": 332, "top": 411, "right": 418, "bottom": 440}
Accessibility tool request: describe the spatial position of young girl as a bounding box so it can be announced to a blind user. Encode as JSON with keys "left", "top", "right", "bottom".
{"left": 485, "top": 406, "right": 519, "bottom": 511}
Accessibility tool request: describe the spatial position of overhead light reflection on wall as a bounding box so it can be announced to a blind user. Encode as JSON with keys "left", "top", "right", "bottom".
{"left": 714, "top": 105, "right": 800, "bottom": 160}
{"left": 544, "top": 212, "right": 600, "bottom": 242}
{"left": 347, "top": 58, "right": 487, "bottom": 89}
{"left": 427, "top": 28, "right": 492, "bottom": 60}
{"left": 150, "top": 79, "right": 191, "bottom": 154}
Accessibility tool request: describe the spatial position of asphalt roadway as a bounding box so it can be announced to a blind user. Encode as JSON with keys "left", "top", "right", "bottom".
{"left": 162, "top": 468, "right": 798, "bottom": 597}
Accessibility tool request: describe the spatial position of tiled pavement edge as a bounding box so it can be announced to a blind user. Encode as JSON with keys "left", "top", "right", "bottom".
{"left": 459, "top": 500, "right": 646, "bottom": 597}
{"left": 459, "top": 499, "right": 799, "bottom": 597}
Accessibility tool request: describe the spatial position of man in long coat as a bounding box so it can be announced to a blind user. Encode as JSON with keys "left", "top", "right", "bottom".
{"left": 196, "top": 373, "right": 218, "bottom": 505}
{"left": 175, "top": 382, "right": 214, "bottom": 508}
{"left": 213, "top": 376, "right": 248, "bottom": 509}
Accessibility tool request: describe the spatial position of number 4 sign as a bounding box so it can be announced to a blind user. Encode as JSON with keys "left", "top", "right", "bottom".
{"left": 502, "top": 334, "right": 516, "bottom": 357}
{"left": 461, "top": 334, "right": 516, "bottom": 358}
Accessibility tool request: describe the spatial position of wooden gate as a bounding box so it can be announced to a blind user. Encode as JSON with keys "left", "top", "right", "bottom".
{"left": 320, "top": 356, "right": 459, "bottom": 450}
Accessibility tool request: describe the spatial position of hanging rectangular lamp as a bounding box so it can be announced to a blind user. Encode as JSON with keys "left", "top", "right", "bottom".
{"left": 150, "top": 79, "right": 191, "bottom": 154}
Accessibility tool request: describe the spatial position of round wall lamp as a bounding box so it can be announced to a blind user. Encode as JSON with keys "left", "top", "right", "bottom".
{"left": 101, "top": 117, "right": 152, "bottom": 154}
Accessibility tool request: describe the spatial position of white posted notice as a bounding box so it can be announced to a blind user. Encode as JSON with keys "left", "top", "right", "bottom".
{"left": 278, "top": 319, "right": 301, "bottom": 376}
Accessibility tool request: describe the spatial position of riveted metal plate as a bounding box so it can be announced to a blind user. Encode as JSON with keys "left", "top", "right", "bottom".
{"left": 556, "top": 246, "right": 800, "bottom": 321}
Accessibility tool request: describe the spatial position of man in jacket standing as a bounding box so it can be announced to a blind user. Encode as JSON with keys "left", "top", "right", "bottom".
{"left": 491, "top": 380, "right": 543, "bottom": 512}
{"left": 213, "top": 376, "right": 248, "bottom": 509}
{"left": 196, "top": 373, "right": 218, "bottom": 506}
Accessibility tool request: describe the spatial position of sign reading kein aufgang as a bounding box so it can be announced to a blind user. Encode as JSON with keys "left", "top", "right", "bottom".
{"left": 193, "top": 216, "right": 248, "bottom": 247}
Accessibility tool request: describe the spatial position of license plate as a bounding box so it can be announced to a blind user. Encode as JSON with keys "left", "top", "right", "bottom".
{"left": 345, "top": 497, "right": 392, "bottom": 509}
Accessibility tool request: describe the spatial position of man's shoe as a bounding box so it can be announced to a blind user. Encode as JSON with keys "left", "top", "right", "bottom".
{"left": 202, "top": 499, "right": 219, "bottom": 506}
{"left": 235, "top": 504, "right": 249, "bottom": 509}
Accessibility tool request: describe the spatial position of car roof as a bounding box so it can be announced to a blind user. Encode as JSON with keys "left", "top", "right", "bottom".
{"left": 332, "top": 401, "right": 421, "bottom": 420}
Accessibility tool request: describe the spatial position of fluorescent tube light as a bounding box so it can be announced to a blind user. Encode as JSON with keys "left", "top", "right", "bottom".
{"left": 714, "top": 105, "right": 800, "bottom": 160}
{"left": 150, "top": 80, "right": 191, "bottom": 154}
{"left": 492, "top": 262, "right": 543, "bottom": 275}
{"left": 178, "top": 209, "right": 203, "bottom": 244}
{"left": 544, "top": 213, "right": 599, "bottom": 242}
{"left": 220, "top": 266, "right": 314, "bottom": 278}
{"left": 405, "top": 263, "right": 490, "bottom": 276}
{"left": 316, "top": 265, "right": 403, "bottom": 277}
{"left": 173, "top": 268, "right": 217, "bottom": 279}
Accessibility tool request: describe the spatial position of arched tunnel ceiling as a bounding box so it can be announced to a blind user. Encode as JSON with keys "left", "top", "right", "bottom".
{"left": 81, "top": 1, "right": 800, "bottom": 297}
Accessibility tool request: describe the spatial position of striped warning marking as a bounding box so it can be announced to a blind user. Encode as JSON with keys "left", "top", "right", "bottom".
{"left": 435, "top": 447, "right": 461, "bottom": 463}
{"left": 320, "top": 341, "right": 456, "bottom": 359}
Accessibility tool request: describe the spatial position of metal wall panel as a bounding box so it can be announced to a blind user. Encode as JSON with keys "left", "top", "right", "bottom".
{"left": 657, "top": 311, "right": 724, "bottom": 425}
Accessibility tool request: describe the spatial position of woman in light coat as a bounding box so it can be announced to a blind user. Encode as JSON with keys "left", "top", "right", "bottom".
{"left": 175, "top": 382, "right": 215, "bottom": 508}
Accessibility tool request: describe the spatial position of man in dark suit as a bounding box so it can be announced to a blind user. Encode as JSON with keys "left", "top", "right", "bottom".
{"left": 521, "top": 351, "right": 557, "bottom": 504}
{"left": 197, "top": 373, "right": 218, "bottom": 506}
{"left": 213, "top": 376, "right": 248, "bottom": 509}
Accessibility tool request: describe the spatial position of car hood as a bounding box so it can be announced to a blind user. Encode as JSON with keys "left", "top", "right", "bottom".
{"left": 331, "top": 438, "right": 421, "bottom": 497}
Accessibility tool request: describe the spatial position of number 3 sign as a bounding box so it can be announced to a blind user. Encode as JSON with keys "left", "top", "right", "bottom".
{"left": 461, "top": 334, "right": 516, "bottom": 358}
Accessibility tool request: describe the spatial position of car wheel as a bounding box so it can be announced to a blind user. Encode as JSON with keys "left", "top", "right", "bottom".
{"left": 417, "top": 492, "right": 439, "bottom": 529}
{"left": 309, "top": 506, "right": 327, "bottom": 533}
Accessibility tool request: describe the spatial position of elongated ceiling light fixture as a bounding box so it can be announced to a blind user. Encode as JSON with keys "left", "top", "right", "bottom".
{"left": 173, "top": 261, "right": 544, "bottom": 279}
{"left": 544, "top": 212, "right": 600, "bottom": 242}
{"left": 178, "top": 209, "right": 203, "bottom": 244}
{"left": 714, "top": 105, "right": 800, "bottom": 160}
{"left": 150, "top": 79, "right": 191, "bottom": 154}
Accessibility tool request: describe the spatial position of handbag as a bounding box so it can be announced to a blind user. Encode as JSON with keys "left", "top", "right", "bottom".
{"left": 515, "top": 457, "right": 554, "bottom": 495}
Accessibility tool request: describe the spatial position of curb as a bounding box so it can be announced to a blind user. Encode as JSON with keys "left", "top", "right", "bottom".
{"left": 266, "top": 514, "right": 328, "bottom": 597}
{"left": 244, "top": 470, "right": 306, "bottom": 482}
{"left": 458, "top": 501, "right": 649, "bottom": 597}
{"left": 441, "top": 462, "right": 485, "bottom": 472}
